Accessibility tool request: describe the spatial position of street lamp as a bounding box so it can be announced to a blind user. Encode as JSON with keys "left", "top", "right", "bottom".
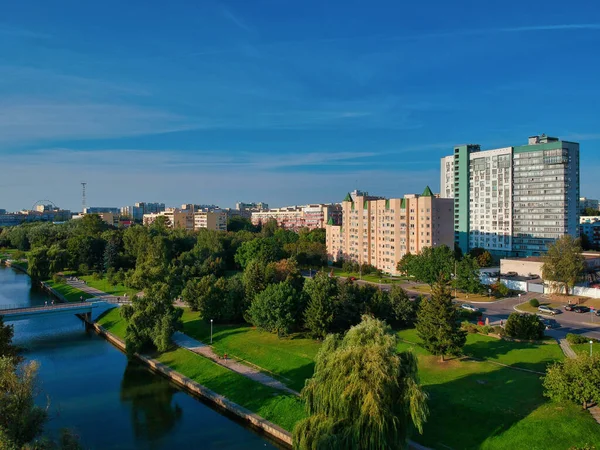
{"left": 210, "top": 319, "right": 214, "bottom": 344}
{"left": 591, "top": 340, "right": 594, "bottom": 358}
{"left": 488, "top": 288, "right": 492, "bottom": 299}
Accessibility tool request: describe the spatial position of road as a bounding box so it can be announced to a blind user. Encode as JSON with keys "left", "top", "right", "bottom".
{"left": 315, "top": 273, "right": 600, "bottom": 340}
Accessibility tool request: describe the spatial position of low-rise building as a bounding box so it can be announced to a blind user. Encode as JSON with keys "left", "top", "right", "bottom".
{"left": 194, "top": 211, "right": 227, "bottom": 231}
{"left": 251, "top": 204, "right": 341, "bottom": 231}
{"left": 500, "top": 252, "right": 600, "bottom": 278}
{"left": 580, "top": 216, "right": 600, "bottom": 250}
{"left": 326, "top": 187, "right": 454, "bottom": 275}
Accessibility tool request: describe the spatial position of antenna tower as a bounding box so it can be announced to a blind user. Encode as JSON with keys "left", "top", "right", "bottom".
{"left": 81, "top": 182, "right": 87, "bottom": 213}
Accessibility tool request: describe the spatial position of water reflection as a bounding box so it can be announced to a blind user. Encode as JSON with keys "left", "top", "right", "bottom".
{"left": 120, "top": 361, "right": 183, "bottom": 444}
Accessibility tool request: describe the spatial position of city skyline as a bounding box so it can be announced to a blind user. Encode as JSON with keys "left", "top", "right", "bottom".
{"left": 1, "top": 1, "right": 600, "bottom": 211}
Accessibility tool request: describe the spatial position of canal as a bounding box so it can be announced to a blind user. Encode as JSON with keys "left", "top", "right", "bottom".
{"left": 0, "top": 266, "right": 279, "bottom": 449}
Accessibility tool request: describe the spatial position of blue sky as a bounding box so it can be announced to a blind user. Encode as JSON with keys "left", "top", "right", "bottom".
{"left": 1, "top": 0, "right": 600, "bottom": 212}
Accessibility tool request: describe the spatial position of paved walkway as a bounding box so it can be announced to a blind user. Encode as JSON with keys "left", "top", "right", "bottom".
{"left": 172, "top": 332, "right": 299, "bottom": 396}
{"left": 66, "top": 279, "right": 132, "bottom": 303}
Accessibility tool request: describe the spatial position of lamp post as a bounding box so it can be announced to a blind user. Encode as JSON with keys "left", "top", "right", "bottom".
{"left": 488, "top": 288, "right": 492, "bottom": 299}
{"left": 591, "top": 340, "right": 594, "bottom": 358}
{"left": 518, "top": 293, "right": 521, "bottom": 307}
{"left": 210, "top": 319, "right": 213, "bottom": 344}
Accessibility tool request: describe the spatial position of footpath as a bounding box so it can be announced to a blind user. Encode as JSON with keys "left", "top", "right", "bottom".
{"left": 171, "top": 332, "right": 299, "bottom": 396}
{"left": 66, "top": 279, "right": 127, "bottom": 302}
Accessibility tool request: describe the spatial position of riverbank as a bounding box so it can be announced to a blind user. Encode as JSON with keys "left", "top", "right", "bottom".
{"left": 93, "top": 309, "right": 300, "bottom": 447}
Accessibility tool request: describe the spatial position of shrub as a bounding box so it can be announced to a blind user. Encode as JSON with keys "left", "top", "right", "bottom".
{"left": 529, "top": 298, "right": 540, "bottom": 307}
{"left": 77, "top": 264, "right": 89, "bottom": 276}
{"left": 52, "top": 273, "right": 64, "bottom": 284}
{"left": 92, "top": 271, "right": 103, "bottom": 281}
{"left": 567, "top": 333, "right": 599, "bottom": 345}
{"left": 492, "top": 325, "right": 505, "bottom": 336}
{"left": 504, "top": 312, "right": 545, "bottom": 340}
{"left": 463, "top": 322, "right": 478, "bottom": 333}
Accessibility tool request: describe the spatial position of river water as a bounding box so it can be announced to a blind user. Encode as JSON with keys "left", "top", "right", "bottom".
{"left": 0, "top": 266, "right": 279, "bottom": 449}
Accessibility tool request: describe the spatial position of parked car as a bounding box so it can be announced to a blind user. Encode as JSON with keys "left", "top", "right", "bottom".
{"left": 573, "top": 305, "right": 590, "bottom": 313}
{"left": 540, "top": 318, "right": 560, "bottom": 330}
{"left": 564, "top": 304, "right": 576, "bottom": 311}
{"left": 461, "top": 304, "right": 480, "bottom": 312}
{"left": 349, "top": 276, "right": 356, "bottom": 281}
{"left": 538, "top": 305, "right": 559, "bottom": 316}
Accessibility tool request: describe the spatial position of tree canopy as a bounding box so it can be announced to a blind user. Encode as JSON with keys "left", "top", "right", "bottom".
{"left": 293, "top": 316, "right": 428, "bottom": 449}
{"left": 543, "top": 353, "right": 600, "bottom": 410}
{"left": 416, "top": 278, "right": 466, "bottom": 361}
{"left": 542, "top": 235, "right": 585, "bottom": 296}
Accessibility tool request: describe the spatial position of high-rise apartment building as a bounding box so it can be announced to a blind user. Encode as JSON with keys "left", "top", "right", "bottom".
{"left": 143, "top": 208, "right": 227, "bottom": 231}
{"left": 441, "top": 134, "right": 580, "bottom": 257}
{"left": 252, "top": 204, "right": 341, "bottom": 231}
{"left": 326, "top": 188, "right": 454, "bottom": 275}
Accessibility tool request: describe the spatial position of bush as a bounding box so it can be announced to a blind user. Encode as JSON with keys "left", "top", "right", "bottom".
{"left": 462, "top": 321, "right": 478, "bottom": 334}
{"left": 92, "top": 272, "right": 103, "bottom": 281}
{"left": 492, "top": 325, "right": 505, "bottom": 336}
{"left": 529, "top": 298, "right": 540, "bottom": 307}
{"left": 77, "top": 264, "right": 89, "bottom": 276}
{"left": 504, "top": 312, "right": 545, "bottom": 340}
{"left": 52, "top": 273, "right": 64, "bottom": 284}
{"left": 567, "top": 333, "right": 599, "bottom": 344}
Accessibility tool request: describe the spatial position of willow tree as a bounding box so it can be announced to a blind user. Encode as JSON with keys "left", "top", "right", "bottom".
{"left": 542, "top": 235, "right": 585, "bottom": 296}
{"left": 293, "top": 316, "right": 428, "bottom": 450}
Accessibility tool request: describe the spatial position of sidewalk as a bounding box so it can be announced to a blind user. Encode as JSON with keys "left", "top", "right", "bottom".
{"left": 67, "top": 279, "right": 129, "bottom": 302}
{"left": 171, "top": 332, "right": 299, "bottom": 396}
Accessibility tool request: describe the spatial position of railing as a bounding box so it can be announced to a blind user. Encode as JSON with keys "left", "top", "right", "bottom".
{"left": 0, "top": 302, "right": 93, "bottom": 313}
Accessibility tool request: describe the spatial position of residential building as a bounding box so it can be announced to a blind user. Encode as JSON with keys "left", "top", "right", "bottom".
{"left": 441, "top": 134, "right": 580, "bottom": 257}
{"left": 194, "top": 211, "right": 228, "bottom": 231}
{"left": 0, "top": 209, "right": 6, "bottom": 215}
{"left": 181, "top": 203, "right": 220, "bottom": 212}
{"left": 326, "top": 188, "right": 454, "bottom": 275}
{"left": 236, "top": 201, "right": 268, "bottom": 211}
{"left": 580, "top": 197, "right": 599, "bottom": 213}
{"left": 581, "top": 216, "right": 600, "bottom": 250}
{"left": 0, "top": 213, "right": 24, "bottom": 227}
{"left": 135, "top": 202, "right": 166, "bottom": 215}
{"left": 84, "top": 207, "right": 120, "bottom": 214}
{"left": 251, "top": 204, "right": 341, "bottom": 231}
{"left": 121, "top": 205, "right": 144, "bottom": 221}
{"left": 143, "top": 209, "right": 227, "bottom": 231}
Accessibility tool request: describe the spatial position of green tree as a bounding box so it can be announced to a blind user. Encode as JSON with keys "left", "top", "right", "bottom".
{"left": 28, "top": 246, "right": 51, "bottom": 282}
{"left": 103, "top": 238, "right": 119, "bottom": 271}
{"left": 0, "top": 357, "right": 47, "bottom": 448}
{"left": 121, "top": 283, "right": 183, "bottom": 354}
{"left": 247, "top": 281, "right": 305, "bottom": 336}
{"left": 504, "top": 312, "right": 544, "bottom": 340}
{"left": 543, "top": 353, "right": 600, "bottom": 410}
{"left": 293, "top": 316, "right": 428, "bottom": 449}
{"left": 243, "top": 259, "right": 266, "bottom": 302}
{"left": 406, "top": 246, "right": 455, "bottom": 286}
{"left": 583, "top": 207, "right": 600, "bottom": 217}
{"left": 0, "top": 316, "right": 19, "bottom": 362}
{"left": 469, "top": 248, "right": 493, "bottom": 268}
{"left": 454, "top": 255, "right": 483, "bottom": 294}
{"left": 416, "top": 278, "right": 466, "bottom": 361}
{"left": 542, "top": 235, "right": 585, "bottom": 296}
{"left": 396, "top": 253, "right": 414, "bottom": 275}
{"left": 303, "top": 272, "right": 338, "bottom": 339}
{"left": 234, "top": 238, "right": 283, "bottom": 269}
{"left": 227, "top": 216, "right": 257, "bottom": 232}
{"left": 370, "top": 286, "right": 419, "bottom": 329}
{"left": 331, "top": 279, "right": 364, "bottom": 333}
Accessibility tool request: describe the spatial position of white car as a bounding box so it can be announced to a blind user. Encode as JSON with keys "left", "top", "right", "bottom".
{"left": 461, "top": 303, "right": 480, "bottom": 312}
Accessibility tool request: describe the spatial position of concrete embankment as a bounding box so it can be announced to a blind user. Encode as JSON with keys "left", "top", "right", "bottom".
{"left": 88, "top": 320, "right": 293, "bottom": 448}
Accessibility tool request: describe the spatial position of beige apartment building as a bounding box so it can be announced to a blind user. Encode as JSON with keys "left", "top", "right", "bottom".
{"left": 251, "top": 204, "right": 342, "bottom": 231}
{"left": 143, "top": 208, "right": 227, "bottom": 231}
{"left": 326, "top": 188, "right": 454, "bottom": 275}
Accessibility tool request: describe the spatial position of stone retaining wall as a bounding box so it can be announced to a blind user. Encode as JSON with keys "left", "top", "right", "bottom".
{"left": 88, "top": 321, "right": 292, "bottom": 448}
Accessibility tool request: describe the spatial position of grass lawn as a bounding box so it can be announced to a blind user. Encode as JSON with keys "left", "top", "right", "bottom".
{"left": 410, "top": 284, "right": 498, "bottom": 302}
{"left": 44, "top": 279, "right": 94, "bottom": 302}
{"left": 327, "top": 267, "right": 408, "bottom": 285}
{"left": 395, "top": 329, "right": 598, "bottom": 449}
{"left": 515, "top": 301, "right": 563, "bottom": 314}
{"left": 181, "top": 308, "right": 320, "bottom": 392}
{"left": 97, "top": 307, "right": 128, "bottom": 338}
{"left": 98, "top": 308, "right": 306, "bottom": 432}
{"left": 100, "top": 309, "right": 598, "bottom": 448}
{"left": 572, "top": 342, "right": 600, "bottom": 357}
{"left": 79, "top": 275, "right": 138, "bottom": 297}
